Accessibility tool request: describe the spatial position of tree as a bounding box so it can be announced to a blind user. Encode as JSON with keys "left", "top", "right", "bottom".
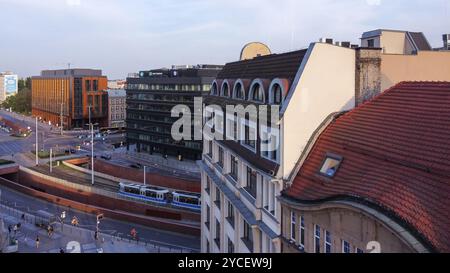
{"left": 1, "top": 77, "right": 32, "bottom": 115}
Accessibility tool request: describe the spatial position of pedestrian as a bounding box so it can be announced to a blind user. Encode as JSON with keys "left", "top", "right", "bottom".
{"left": 60, "top": 248, "right": 65, "bottom": 254}
{"left": 94, "top": 231, "right": 99, "bottom": 241}
{"left": 13, "top": 225, "right": 18, "bottom": 235}
{"left": 8, "top": 225, "right": 11, "bottom": 234}
{"left": 21, "top": 214, "right": 25, "bottom": 221}
{"left": 36, "top": 236, "right": 40, "bottom": 249}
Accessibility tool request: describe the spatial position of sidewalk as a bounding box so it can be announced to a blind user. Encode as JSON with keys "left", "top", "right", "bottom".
{"left": 0, "top": 204, "right": 195, "bottom": 253}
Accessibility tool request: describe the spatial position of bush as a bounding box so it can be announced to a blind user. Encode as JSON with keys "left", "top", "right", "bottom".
{"left": 0, "top": 159, "right": 14, "bottom": 165}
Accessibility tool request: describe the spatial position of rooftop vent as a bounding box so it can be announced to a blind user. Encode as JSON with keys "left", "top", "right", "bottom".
{"left": 341, "top": 42, "right": 351, "bottom": 48}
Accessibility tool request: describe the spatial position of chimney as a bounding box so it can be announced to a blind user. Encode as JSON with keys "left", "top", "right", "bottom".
{"left": 355, "top": 48, "right": 382, "bottom": 106}
{"left": 326, "top": 38, "right": 333, "bottom": 44}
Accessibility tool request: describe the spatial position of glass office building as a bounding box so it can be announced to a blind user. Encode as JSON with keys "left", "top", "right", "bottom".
{"left": 126, "top": 65, "right": 222, "bottom": 160}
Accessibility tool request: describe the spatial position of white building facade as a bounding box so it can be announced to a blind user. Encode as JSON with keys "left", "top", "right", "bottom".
{"left": 200, "top": 42, "right": 357, "bottom": 253}
{"left": 107, "top": 89, "right": 127, "bottom": 128}
{"left": 0, "top": 72, "right": 18, "bottom": 103}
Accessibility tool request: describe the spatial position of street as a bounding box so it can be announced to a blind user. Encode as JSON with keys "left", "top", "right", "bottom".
{"left": 0, "top": 184, "right": 200, "bottom": 252}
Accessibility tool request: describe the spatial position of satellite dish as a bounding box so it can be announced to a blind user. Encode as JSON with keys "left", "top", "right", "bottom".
{"left": 240, "top": 42, "right": 272, "bottom": 61}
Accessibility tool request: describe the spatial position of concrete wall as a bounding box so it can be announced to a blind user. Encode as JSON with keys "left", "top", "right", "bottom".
{"left": 380, "top": 31, "right": 409, "bottom": 54}
{"left": 281, "top": 43, "right": 356, "bottom": 179}
{"left": 65, "top": 157, "right": 200, "bottom": 193}
{"left": 6, "top": 168, "right": 201, "bottom": 235}
{"left": 0, "top": 176, "right": 200, "bottom": 236}
{"left": 381, "top": 51, "right": 450, "bottom": 91}
{"left": 281, "top": 204, "right": 416, "bottom": 253}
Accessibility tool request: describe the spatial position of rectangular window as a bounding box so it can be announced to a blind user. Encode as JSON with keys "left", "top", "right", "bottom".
{"left": 325, "top": 230, "right": 332, "bottom": 253}
{"left": 228, "top": 238, "right": 235, "bottom": 253}
{"left": 342, "top": 240, "right": 351, "bottom": 253}
{"left": 215, "top": 220, "right": 221, "bottom": 249}
{"left": 242, "top": 220, "right": 253, "bottom": 251}
{"left": 227, "top": 201, "right": 235, "bottom": 228}
{"left": 215, "top": 188, "right": 221, "bottom": 209}
{"left": 218, "top": 147, "right": 224, "bottom": 168}
{"left": 367, "top": 39, "right": 375, "bottom": 48}
{"left": 207, "top": 141, "right": 213, "bottom": 158}
{"left": 291, "top": 212, "right": 296, "bottom": 241}
{"left": 244, "top": 123, "right": 256, "bottom": 149}
{"left": 93, "top": 80, "right": 98, "bottom": 91}
{"left": 314, "top": 225, "right": 321, "bottom": 253}
{"left": 205, "top": 176, "right": 211, "bottom": 195}
{"left": 230, "top": 155, "right": 238, "bottom": 180}
{"left": 245, "top": 167, "right": 257, "bottom": 198}
{"left": 85, "top": 80, "right": 91, "bottom": 91}
{"left": 205, "top": 205, "right": 210, "bottom": 229}
{"left": 299, "top": 216, "right": 305, "bottom": 249}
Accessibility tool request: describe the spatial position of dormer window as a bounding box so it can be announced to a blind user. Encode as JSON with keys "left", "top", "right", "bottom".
{"left": 234, "top": 83, "right": 245, "bottom": 100}
{"left": 211, "top": 82, "right": 218, "bottom": 96}
{"left": 251, "top": 83, "right": 264, "bottom": 102}
{"left": 319, "top": 154, "right": 343, "bottom": 178}
{"left": 222, "top": 83, "right": 230, "bottom": 97}
{"left": 272, "top": 84, "right": 283, "bottom": 105}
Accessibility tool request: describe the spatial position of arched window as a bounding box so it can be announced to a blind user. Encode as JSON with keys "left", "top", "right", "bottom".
{"left": 251, "top": 84, "right": 264, "bottom": 102}
{"left": 211, "top": 83, "right": 218, "bottom": 95}
{"left": 234, "top": 83, "right": 245, "bottom": 100}
{"left": 272, "top": 84, "right": 283, "bottom": 105}
{"left": 222, "top": 83, "right": 230, "bottom": 97}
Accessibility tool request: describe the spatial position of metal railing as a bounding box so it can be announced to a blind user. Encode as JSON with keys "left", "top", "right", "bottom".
{"left": 0, "top": 201, "right": 199, "bottom": 253}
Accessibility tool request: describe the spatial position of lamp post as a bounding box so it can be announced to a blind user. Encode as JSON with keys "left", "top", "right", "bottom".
{"left": 88, "top": 105, "right": 94, "bottom": 186}
{"left": 50, "top": 148, "right": 53, "bottom": 173}
{"left": 143, "top": 165, "right": 146, "bottom": 186}
{"left": 35, "top": 117, "right": 38, "bottom": 166}
{"left": 60, "top": 211, "right": 66, "bottom": 232}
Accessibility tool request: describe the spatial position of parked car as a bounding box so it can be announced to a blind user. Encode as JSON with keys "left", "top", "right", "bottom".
{"left": 101, "top": 154, "right": 112, "bottom": 160}
{"left": 129, "top": 164, "right": 141, "bottom": 169}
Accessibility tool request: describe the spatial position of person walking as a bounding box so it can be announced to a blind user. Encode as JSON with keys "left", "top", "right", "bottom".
{"left": 36, "top": 236, "right": 40, "bottom": 249}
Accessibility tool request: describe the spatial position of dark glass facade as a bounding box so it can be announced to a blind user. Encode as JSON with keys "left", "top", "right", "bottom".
{"left": 126, "top": 65, "right": 222, "bottom": 160}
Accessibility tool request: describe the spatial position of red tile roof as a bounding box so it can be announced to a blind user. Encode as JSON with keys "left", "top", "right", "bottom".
{"left": 285, "top": 82, "right": 450, "bottom": 253}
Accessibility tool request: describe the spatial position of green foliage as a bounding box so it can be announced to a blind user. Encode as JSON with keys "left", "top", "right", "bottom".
{"left": 1, "top": 77, "right": 32, "bottom": 115}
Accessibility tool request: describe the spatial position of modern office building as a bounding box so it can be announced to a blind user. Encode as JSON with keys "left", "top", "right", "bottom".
{"left": 0, "top": 72, "right": 18, "bottom": 103}
{"left": 31, "top": 69, "right": 109, "bottom": 130}
{"left": 107, "top": 89, "right": 127, "bottom": 128}
{"left": 126, "top": 65, "right": 222, "bottom": 160}
{"left": 280, "top": 82, "right": 450, "bottom": 253}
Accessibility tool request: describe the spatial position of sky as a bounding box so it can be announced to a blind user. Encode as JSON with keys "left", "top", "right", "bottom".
{"left": 0, "top": 0, "right": 449, "bottom": 79}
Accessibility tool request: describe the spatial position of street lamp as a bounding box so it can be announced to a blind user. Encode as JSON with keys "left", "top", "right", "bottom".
{"left": 35, "top": 117, "right": 39, "bottom": 166}
{"left": 50, "top": 148, "right": 53, "bottom": 173}
{"left": 60, "top": 211, "right": 66, "bottom": 232}
{"left": 95, "top": 214, "right": 103, "bottom": 241}
{"left": 143, "top": 165, "right": 147, "bottom": 186}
